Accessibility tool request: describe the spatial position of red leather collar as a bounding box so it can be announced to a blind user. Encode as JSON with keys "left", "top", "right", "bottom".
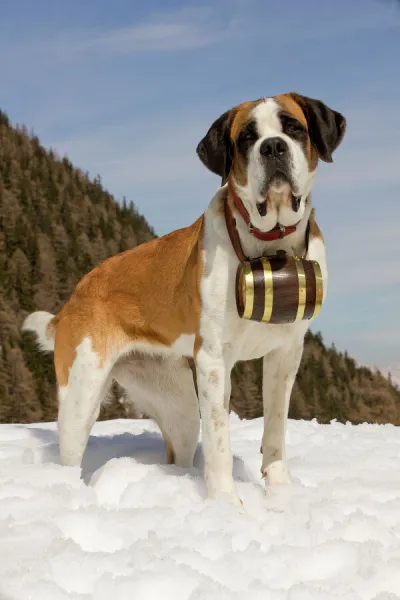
{"left": 231, "top": 189, "right": 299, "bottom": 241}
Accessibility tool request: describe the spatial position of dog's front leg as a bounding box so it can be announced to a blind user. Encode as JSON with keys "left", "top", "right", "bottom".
{"left": 261, "top": 338, "right": 304, "bottom": 486}
{"left": 195, "top": 340, "right": 239, "bottom": 505}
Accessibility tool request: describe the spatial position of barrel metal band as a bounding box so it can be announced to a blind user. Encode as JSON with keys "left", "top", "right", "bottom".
{"left": 242, "top": 262, "right": 255, "bottom": 320}
{"left": 311, "top": 260, "right": 323, "bottom": 318}
{"left": 260, "top": 257, "right": 273, "bottom": 322}
{"left": 294, "top": 257, "right": 306, "bottom": 321}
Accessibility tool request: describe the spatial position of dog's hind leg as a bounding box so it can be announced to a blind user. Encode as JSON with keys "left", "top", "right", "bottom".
{"left": 113, "top": 354, "right": 200, "bottom": 468}
{"left": 155, "top": 357, "right": 200, "bottom": 468}
{"left": 56, "top": 337, "right": 114, "bottom": 467}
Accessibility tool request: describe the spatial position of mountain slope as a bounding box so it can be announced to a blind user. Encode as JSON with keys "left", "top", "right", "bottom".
{"left": 0, "top": 110, "right": 154, "bottom": 423}
{"left": 382, "top": 363, "right": 400, "bottom": 390}
{"left": 0, "top": 109, "right": 399, "bottom": 424}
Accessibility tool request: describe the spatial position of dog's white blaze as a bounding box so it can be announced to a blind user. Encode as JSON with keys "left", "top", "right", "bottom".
{"left": 235, "top": 99, "right": 316, "bottom": 234}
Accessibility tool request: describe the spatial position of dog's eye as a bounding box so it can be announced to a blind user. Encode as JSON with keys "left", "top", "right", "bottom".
{"left": 239, "top": 128, "right": 257, "bottom": 144}
{"left": 242, "top": 131, "right": 256, "bottom": 141}
{"left": 285, "top": 121, "right": 305, "bottom": 136}
{"left": 237, "top": 122, "right": 258, "bottom": 153}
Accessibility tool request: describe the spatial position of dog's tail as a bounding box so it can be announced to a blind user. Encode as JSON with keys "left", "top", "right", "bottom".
{"left": 21, "top": 311, "right": 57, "bottom": 352}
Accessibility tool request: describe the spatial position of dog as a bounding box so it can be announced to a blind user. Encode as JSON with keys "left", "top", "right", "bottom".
{"left": 23, "top": 93, "right": 346, "bottom": 507}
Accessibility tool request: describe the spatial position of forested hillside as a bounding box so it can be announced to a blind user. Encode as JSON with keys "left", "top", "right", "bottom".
{"left": 1, "top": 110, "right": 399, "bottom": 424}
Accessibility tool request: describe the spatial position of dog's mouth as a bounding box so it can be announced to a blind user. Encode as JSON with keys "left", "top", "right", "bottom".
{"left": 256, "top": 200, "right": 268, "bottom": 217}
{"left": 256, "top": 190, "right": 302, "bottom": 216}
{"left": 257, "top": 172, "right": 300, "bottom": 217}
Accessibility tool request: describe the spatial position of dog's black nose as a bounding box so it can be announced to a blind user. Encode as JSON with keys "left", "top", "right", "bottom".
{"left": 260, "top": 137, "right": 288, "bottom": 159}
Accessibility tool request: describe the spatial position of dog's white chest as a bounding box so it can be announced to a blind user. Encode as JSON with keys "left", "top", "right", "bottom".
{"left": 199, "top": 196, "right": 328, "bottom": 363}
{"left": 222, "top": 287, "right": 310, "bottom": 362}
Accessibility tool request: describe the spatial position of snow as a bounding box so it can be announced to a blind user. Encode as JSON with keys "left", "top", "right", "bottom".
{"left": 1, "top": 416, "right": 400, "bottom": 600}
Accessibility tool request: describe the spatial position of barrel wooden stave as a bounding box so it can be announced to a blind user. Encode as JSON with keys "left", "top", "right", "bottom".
{"left": 236, "top": 254, "right": 323, "bottom": 324}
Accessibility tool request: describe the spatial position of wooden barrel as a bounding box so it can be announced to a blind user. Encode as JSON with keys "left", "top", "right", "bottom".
{"left": 235, "top": 252, "right": 323, "bottom": 324}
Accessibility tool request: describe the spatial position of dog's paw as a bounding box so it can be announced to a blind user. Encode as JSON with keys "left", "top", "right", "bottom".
{"left": 208, "top": 489, "right": 245, "bottom": 514}
{"left": 263, "top": 460, "right": 293, "bottom": 486}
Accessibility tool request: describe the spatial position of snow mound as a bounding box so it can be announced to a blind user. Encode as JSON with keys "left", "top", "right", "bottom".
{"left": 1, "top": 416, "right": 400, "bottom": 599}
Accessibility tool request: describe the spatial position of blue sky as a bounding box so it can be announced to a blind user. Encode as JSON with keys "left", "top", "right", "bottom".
{"left": 1, "top": 0, "right": 399, "bottom": 369}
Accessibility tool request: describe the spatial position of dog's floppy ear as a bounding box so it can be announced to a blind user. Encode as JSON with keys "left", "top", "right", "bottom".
{"left": 291, "top": 93, "right": 346, "bottom": 163}
{"left": 196, "top": 109, "right": 234, "bottom": 184}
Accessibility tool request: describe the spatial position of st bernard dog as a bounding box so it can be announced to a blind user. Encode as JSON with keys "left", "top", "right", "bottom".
{"left": 23, "top": 93, "right": 346, "bottom": 508}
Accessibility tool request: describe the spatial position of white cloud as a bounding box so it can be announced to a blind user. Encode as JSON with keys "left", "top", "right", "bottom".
{"left": 2, "top": 0, "right": 398, "bottom": 73}
{"left": 53, "top": 22, "right": 220, "bottom": 59}
{"left": 0, "top": 6, "right": 228, "bottom": 68}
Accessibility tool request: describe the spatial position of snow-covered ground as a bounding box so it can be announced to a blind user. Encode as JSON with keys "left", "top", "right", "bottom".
{"left": 1, "top": 415, "right": 400, "bottom": 600}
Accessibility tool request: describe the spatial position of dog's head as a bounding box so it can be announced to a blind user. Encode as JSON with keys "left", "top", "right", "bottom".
{"left": 197, "top": 93, "right": 346, "bottom": 229}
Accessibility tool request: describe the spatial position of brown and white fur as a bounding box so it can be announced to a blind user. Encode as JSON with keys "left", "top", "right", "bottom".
{"left": 23, "top": 93, "right": 346, "bottom": 508}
